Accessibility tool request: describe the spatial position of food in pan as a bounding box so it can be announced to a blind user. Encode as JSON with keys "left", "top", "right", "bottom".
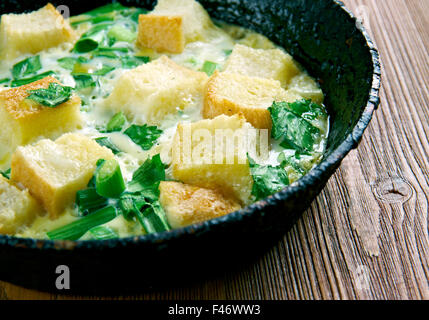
{"left": 0, "top": 0, "right": 329, "bottom": 240}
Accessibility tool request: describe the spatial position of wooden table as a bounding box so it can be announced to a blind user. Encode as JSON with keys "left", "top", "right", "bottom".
{"left": 1, "top": 0, "right": 428, "bottom": 300}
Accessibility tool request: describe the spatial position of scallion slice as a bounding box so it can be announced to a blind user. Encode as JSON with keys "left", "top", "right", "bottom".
{"left": 11, "top": 71, "right": 56, "bottom": 87}
{"left": 76, "top": 187, "right": 108, "bottom": 216}
{"left": 47, "top": 206, "right": 117, "bottom": 240}
{"left": 106, "top": 112, "right": 127, "bottom": 132}
{"left": 95, "top": 159, "right": 126, "bottom": 198}
{"left": 12, "top": 56, "right": 42, "bottom": 79}
{"left": 95, "top": 137, "right": 121, "bottom": 154}
{"left": 87, "top": 226, "right": 118, "bottom": 239}
{"left": 201, "top": 61, "right": 220, "bottom": 76}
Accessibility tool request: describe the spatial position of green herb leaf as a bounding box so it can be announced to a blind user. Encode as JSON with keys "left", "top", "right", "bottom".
{"left": 26, "top": 82, "right": 73, "bottom": 107}
{"left": 92, "top": 65, "right": 115, "bottom": 76}
{"left": 57, "top": 57, "right": 78, "bottom": 70}
{"left": 76, "top": 187, "right": 108, "bottom": 216}
{"left": 73, "top": 74, "right": 97, "bottom": 90}
{"left": 106, "top": 112, "right": 127, "bottom": 132}
{"left": 12, "top": 56, "right": 42, "bottom": 79}
{"left": 248, "top": 156, "right": 289, "bottom": 201}
{"left": 269, "top": 101, "right": 321, "bottom": 153}
{"left": 10, "top": 71, "right": 56, "bottom": 87}
{"left": 73, "top": 23, "right": 112, "bottom": 53}
{"left": 127, "top": 154, "right": 165, "bottom": 200}
{"left": 1, "top": 168, "right": 11, "bottom": 179}
{"left": 124, "top": 124, "right": 162, "bottom": 151}
{"left": 95, "top": 137, "right": 122, "bottom": 154}
{"left": 47, "top": 206, "right": 117, "bottom": 240}
{"left": 121, "top": 56, "right": 150, "bottom": 69}
{"left": 0, "top": 78, "right": 10, "bottom": 85}
{"left": 201, "top": 61, "right": 220, "bottom": 76}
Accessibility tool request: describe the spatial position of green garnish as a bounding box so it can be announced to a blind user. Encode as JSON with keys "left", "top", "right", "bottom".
{"left": 269, "top": 101, "right": 321, "bottom": 153}
{"left": 10, "top": 71, "right": 55, "bottom": 87}
{"left": 248, "top": 156, "right": 289, "bottom": 201}
{"left": 91, "top": 65, "right": 115, "bottom": 76}
{"left": 201, "top": 61, "right": 220, "bottom": 76}
{"left": 1, "top": 168, "right": 11, "bottom": 179}
{"left": 84, "top": 3, "right": 128, "bottom": 16}
{"left": 47, "top": 206, "right": 118, "bottom": 240}
{"left": 0, "top": 78, "right": 10, "bottom": 85}
{"left": 127, "top": 154, "right": 165, "bottom": 200}
{"left": 121, "top": 56, "right": 150, "bottom": 69}
{"left": 73, "top": 74, "right": 97, "bottom": 90}
{"left": 26, "top": 83, "right": 73, "bottom": 107}
{"left": 76, "top": 187, "right": 108, "bottom": 216}
{"left": 95, "top": 159, "right": 126, "bottom": 199}
{"left": 95, "top": 137, "right": 122, "bottom": 154}
{"left": 73, "top": 23, "right": 113, "bottom": 53}
{"left": 12, "top": 56, "right": 42, "bottom": 79}
{"left": 57, "top": 56, "right": 90, "bottom": 71}
{"left": 107, "top": 25, "right": 137, "bottom": 43}
{"left": 87, "top": 226, "right": 118, "bottom": 240}
{"left": 106, "top": 112, "right": 127, "bottom": 132}
{"left": 124, "top": 124, "right": 162, "bottom": 151}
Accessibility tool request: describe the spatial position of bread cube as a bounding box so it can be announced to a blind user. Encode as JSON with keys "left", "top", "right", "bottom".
{"left": 0, "top": 76, "right": 82, "bottom": 168}
{"left": 159, "top": 181, "right": 241, "bottom": 228}
{"left": 171, "top": 114, "right": 254, "bottom": 204}
{"left": 203, "top": 71, "right": 301, "bottom": 131}
{"left": 288, "top": 73, "right": 324, "bottom": 104}
{"left": 137, "top": 0, "right": 214, "bottom": 53}
{"left": 223, "top": 44, "right": 300, "bottom": 87}
{"left": 104, "top": 56, "right": 208, "bottom": 125}
{"left": 0, "top": 176, "right": 42, "bottom": 234}
{"left": 0, "top": 3, "right": 76, "bottom": 60}
{"left": 11, "top": 133, "right": 114, "bottom": 218}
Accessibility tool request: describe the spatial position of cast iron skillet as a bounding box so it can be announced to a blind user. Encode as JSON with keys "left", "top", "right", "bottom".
{"left": 0, "top": 0, "right": 380, "bottom": 294}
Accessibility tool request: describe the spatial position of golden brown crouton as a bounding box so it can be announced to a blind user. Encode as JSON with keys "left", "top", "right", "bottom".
{"left": 0, "top": 176, "right": 42, "bottom": 235}
{"left": 0, "top": 3, "right": 76, "bottom": 60}
{"left": 0, "top": 76, "right": 82, "bottom": 168}
{"left": 137, "top": 0, "right": 215, "bottom": 53}
{"left": 203, "top": 71, "right": 302, "bottom": 131}
{"left": 11, "top": 133, "right": 114, "bottom": 218}
{"left": 104, "top": 56, "right": 208, "bottom": 125}
{"left": 159, "top": 181, "right": 241, "bottom": 228}
{"left": 171, "top": 114, "right": 255, "bottom": 204}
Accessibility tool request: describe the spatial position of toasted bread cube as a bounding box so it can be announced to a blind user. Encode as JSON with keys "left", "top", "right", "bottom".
{"left": 0, "top": 3, "right": 76, "bottom": 60}
{"left": 159, "top": 181, "right": 241, "bottom": 228}
{"left": 137, "top": 0, "right": 214, "bottom": 53}
{"left": 0, "top": 77, "right": 82, "bottom": 168}
{"left": 11, "top": 134, "right": 114, "bottom": 218}
{"left": 172, "top": 114, "right": 254, "bottom": 204}
{"left": 203, "top": 71, "right": 302, "bottom": 131}
{"left": 288, "top": 73, "right": 324, "bottom": 104}
{"left": 238, "top": 33, "right": 277, "bottom": 50}
{"left": 104, "top": 56, "right": 208, "bottom": 125}
{"left": 0, "top": 176, "right": 42, "bottom": 234}
{"left": 223, "top": 44, "right": 300, "bottom": 87}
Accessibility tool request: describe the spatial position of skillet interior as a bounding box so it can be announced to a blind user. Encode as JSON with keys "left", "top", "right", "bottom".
{"left": 0, "top": 0, "right": 380, "bottom": 293}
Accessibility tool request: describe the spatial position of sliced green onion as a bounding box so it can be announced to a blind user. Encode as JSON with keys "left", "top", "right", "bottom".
{"left": 87, "top": 226, "right": 118, "bottom": 239}
{"left": 1, "top": 168, "right": 11, "bottom": 179}
{"left": 76, "top": 187, "right": 108, "bottom": 216}
{"left": 11, "top": 71, "right": 55, "bottom": 87}
{"left": 95, "top": 159, "right": 126, "bottom": 198}
{"left": 91, "top": 65, "right": 115, "bottom": 76}
{"left": 137, "top": 201, "right": 170, "bottom": 234}
{"left": 106, "top": 112, "right": 127, "bottom": 132}
{"left": 12, "top": 56, "right": 42, "bottom": 79}
{"left": 0, "top": 78, "right": 10, "bottom": 85}
{"left": 107, "top": 25, "right": 137, "bottom": 43}
{"left": 47, "top": 206, "right": 117, "bottom": 240}
{"left": 201, "top": 61, "right": 220, "bottom": 76}
{"left": 95, "top": 137, "right": 121, "bottom": 154}
{"left": 119, "top": 192, "right": 148, "bottom": 221}
{"left": 73, "top": 74, "right": 97, "bottom": 90}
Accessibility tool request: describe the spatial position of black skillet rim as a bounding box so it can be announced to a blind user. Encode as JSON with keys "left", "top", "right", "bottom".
{"left": 0, "top": 0, "right": 381, "bottom": 251}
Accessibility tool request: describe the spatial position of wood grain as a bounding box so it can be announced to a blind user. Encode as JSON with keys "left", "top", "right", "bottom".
{"left": 1, "top": 0, "right": 428, "bottom": 300}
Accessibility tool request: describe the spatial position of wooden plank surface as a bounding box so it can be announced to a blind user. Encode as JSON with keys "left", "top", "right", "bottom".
{"left": 1, "top": 0, "right": 428, "bottom": 300}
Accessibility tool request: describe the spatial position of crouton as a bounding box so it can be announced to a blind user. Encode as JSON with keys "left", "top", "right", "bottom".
{"left": 104, "top": 56, "right": 208, "bottom": 125}
{"left": 288, "top": 73, "right": 324, "bottom": 104}
{"left": 0, "top": 176, "right": 42, "bottom": 235}
{"left": 137, "top": 0, "right": 215, "bottom": 53}
{"left": 171, "top": 114, "right": 254, "bottom": 204}
{"left": 159, "top": 181, "right": 241, "bottom": 228}
{"left": 0, "top": 76, "right": 82, "bottom": 168}
{"left": 223, "top": 44, "right": 300, "bottom": 87}
{"left": 238, "top": 33, "right": 277, "bottom": 50}
{"left": 0, "top": 3, "right": 76, "bottom": 60}
{"left": 11, "top": 133, "right": 114, "bottom": 218}
{"left": 203, "top": 71, "right": 302, "bottom": 131}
